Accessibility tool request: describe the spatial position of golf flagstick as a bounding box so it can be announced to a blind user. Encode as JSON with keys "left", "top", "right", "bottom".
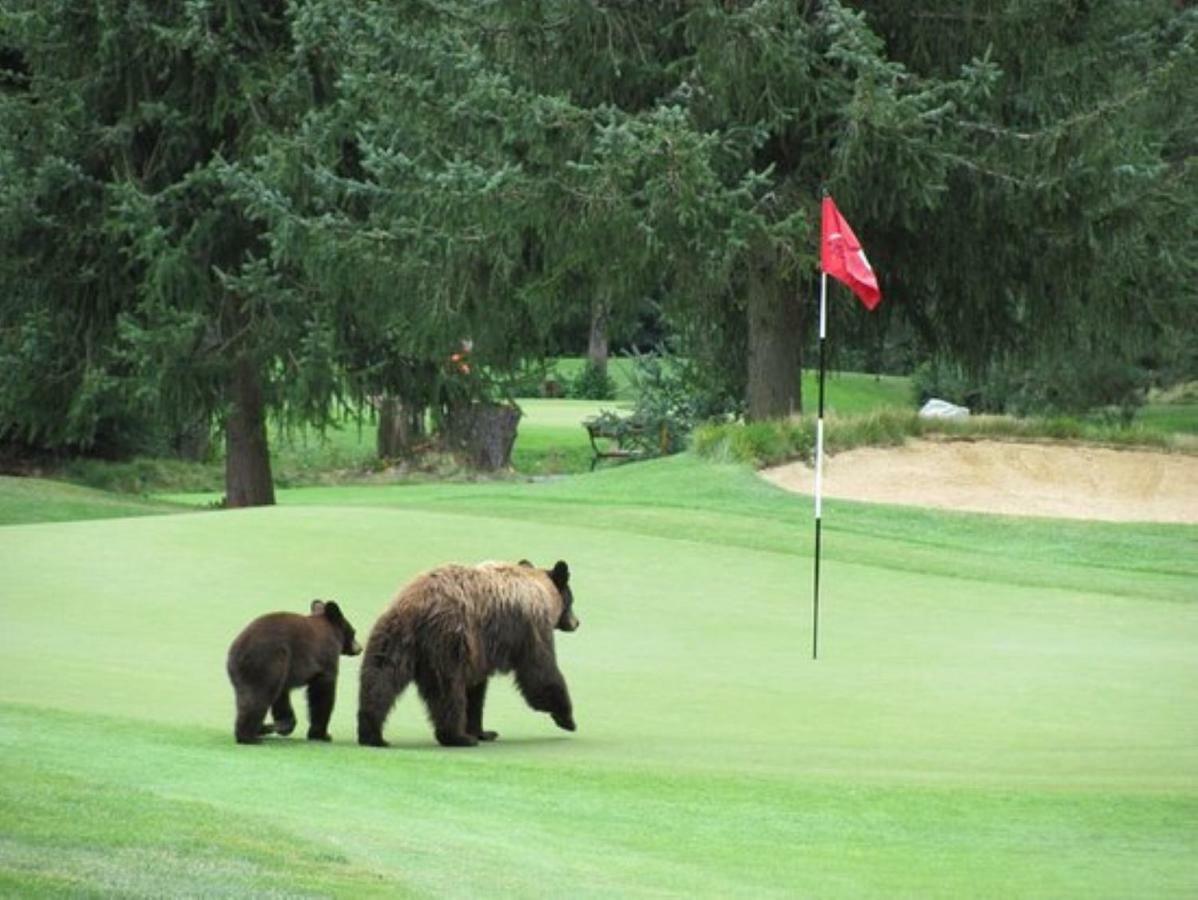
{"left": 813, "top": 194, "right": 881, "bottom": 661}
{"left": 812, "top": 269, "right": 828, "bottom": 660}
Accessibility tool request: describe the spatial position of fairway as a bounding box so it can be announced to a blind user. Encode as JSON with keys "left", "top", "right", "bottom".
{"left": 2, "top": 457, "right": 1197, "bottom": 896}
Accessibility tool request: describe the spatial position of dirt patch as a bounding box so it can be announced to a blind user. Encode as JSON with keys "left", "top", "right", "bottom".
{"left": 760, "top": 440, "right": 1198, "bottom": 524}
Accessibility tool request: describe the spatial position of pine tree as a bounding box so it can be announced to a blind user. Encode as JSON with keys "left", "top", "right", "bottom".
{"left": 1, "top": 0, "right": 341, "bottom": 502}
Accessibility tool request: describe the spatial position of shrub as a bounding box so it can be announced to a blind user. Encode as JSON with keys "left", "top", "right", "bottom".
{"left": 911, "top": 360, "right": 977, "bottom": 409}
{"left": 694, "top": 406, "right": 1192, "bottom": 471}
{"left": 583, "top": 349, "right": 737, "bottom": 460}
{"left": 913, "top": 355, "right": 1150, "bottom": 423}
{"left": 567, "top": 362, "right": 617, "bottom": 400}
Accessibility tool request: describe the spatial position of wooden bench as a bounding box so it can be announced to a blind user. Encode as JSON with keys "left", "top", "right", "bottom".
{"left": 584, "top": 418, "right": 670, "bottom": 471}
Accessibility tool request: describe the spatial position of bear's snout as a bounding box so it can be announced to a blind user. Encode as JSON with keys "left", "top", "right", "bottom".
{"left": 347, "top": 640, "right": 363, "bottom": 656}
{"left": 559, "top": 613, "right": 579, "bottom": 632}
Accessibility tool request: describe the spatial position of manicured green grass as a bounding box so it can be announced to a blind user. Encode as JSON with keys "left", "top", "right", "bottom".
{"left": 800, "top": 369, "right": 911, "bottom": 414}
{"left": 159, "top": 454, "right": 1198, "bottom": 604}
{"left": 3, "top": 457, "right": 1196, "bottom": 896}
{"left": 509, "top": 398, "right": 629, "bottom": 475}
{"left": 0, "top": 474, "right": 188, "bottom": 526}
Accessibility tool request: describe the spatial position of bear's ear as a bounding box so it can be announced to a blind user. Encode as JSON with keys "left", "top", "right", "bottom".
{"left": 310, "top": 600, "right": 326, "bottom": 616}
{"left": 322, "top": 601, "right": 344, "bottom": 625}
{"left": 518, "top": 559, "right": 533, "bottom": 567}
{"left": 550, "top": 560, "right": 570, "bottom": 590}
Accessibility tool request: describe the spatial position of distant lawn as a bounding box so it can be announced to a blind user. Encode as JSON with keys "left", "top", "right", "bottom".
{"left": 511, "top": 398, "right": 630, "bottom": 475}
{"left": 799, "top": 369, "right": 911, "bottom": 414}
{"left": 550, "top": 358, "right": 912, "bottom": 415}
{"left": 550, "top": 356, "right": 639, "bottom": 401}
{"left": 522, "top": 369, "right": 908, "bottom": 473}
{"left": 263, "top": 397, "right": 628, "bottom": 479}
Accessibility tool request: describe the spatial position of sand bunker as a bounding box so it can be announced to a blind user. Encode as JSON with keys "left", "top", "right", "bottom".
{"left": 760, "top": 440, "right": 1198, "bottom": 524}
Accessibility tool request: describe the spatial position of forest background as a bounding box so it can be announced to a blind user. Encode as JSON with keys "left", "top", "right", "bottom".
{"left": 1, "top": 0, "right": 1195, "bottom": 505}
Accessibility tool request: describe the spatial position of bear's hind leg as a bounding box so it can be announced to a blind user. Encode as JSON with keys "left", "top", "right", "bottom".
{"left": 417, "top": 670, "right": 477, "bottom": 748}
{"left": 271, "top": 691, "right": 297, "bottom": 736}
{"left": 466, "top": 680, "right": 498, "bottom": 741}
{"left": 358, "top": 660, "right": 408, "bottom": 747}
{"left": 234, "top": 690, "right": 271, "bottom": 744}
{"left": 231, "top": 648, "right": 289, "bottom": 744}
{"left": 306, "top": 675, "right": 336, "bottom": 741}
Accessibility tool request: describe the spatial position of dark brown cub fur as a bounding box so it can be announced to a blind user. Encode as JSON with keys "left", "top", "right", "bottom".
{"left": 358, "top": 560, "right": 579, "bottom": 748}
{"left": 226, "top": 600, "right": 362, "bottom": 744}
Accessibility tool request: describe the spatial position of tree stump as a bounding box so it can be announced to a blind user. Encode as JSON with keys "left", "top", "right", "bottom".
{"left": 444, "top": 402, "right": 521, "bottom": 471}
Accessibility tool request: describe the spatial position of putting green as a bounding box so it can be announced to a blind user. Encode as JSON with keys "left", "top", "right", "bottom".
{"left": 2, "top": 457, "right": 1196, "bottom": 896}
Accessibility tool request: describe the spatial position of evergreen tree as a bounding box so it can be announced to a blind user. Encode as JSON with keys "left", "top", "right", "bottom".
{"left": 405, "top": 1, "right": 997, "bottom": 419}
{"left": 0, "top": 0, "right": 341, "bottom": 503}
{"left": 4, "top": 0, "right": 1193, "bottom": 481}
{"left": 865, "top": 0, "right": 1198, "bottom": 410}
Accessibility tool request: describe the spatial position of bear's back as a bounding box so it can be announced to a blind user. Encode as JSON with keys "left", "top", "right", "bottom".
{"left": 371, "top": 563, "right": 560, "bottom": 674}
{"left": 471, "top": 562, "right": 560, "bottom": 627}
{"left": 227, "top": 612, "right": 337, "bottom": 683}
{"left": 391, "top": 564, "right": 557, "bottom": 623}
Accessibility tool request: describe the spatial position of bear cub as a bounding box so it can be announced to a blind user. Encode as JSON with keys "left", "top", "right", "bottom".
{"left": 226, "top": 600, "right": 362, "bottom": 744}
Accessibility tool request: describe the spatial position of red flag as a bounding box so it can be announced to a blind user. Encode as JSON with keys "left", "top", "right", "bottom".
{"left": 821, "top": 196, "right": 881, "bottom": 310}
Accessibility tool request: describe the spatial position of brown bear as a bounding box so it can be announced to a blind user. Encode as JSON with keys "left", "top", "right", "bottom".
{"left": 357, "top": 560, "right": 579, "bottom": 748}
{"left": 226, "top": 600, "right": 362, "bottom": 744}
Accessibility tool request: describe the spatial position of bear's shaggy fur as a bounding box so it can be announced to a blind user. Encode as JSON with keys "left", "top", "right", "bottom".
{"left": 226, "top": 600, "right": 362, "bottom": 744}
{"left": 357, "top": 560, "right": 579, "bottom": 747}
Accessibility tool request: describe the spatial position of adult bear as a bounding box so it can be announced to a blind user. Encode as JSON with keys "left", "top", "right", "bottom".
{"left": 358, "top": 560, "right": 579, "bottom": 748}
{"left": 226, "top": 600, "right": 362, "bottom": 744}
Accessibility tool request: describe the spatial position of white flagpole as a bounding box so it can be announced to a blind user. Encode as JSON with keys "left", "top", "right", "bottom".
{"left": 813, "top": 269, "right": 828, "bottom": 660}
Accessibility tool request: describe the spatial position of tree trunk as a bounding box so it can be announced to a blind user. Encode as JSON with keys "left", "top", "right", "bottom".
{"left": 224, "top": 356, "right": 275, "bottom": 507}
{"left": 745, "top": 268, "right": 803, "bottom": 421}
{"left": 443, "top": 402, "right": 521, "bottom": 471}
{"left": 377, "top": 395, "right": 426, "bottom": 459}
{"left": 587, "top": 299, "right": 610, "bottom": 377}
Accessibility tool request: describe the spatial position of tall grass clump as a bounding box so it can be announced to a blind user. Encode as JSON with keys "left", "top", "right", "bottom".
{"left": 694, "top": 410, "right": 1196, "bottom": 469}
{"left": 930, "top": 414, "right": 1188, "bottom": 449}
{"left": 827, "top": 410, "right": 917, "bottom": 454}
{"left": 61, "top": 457, "right": 224, "bottom": 494}
{"left": 695, "top": 410, "right": 919, "bottom": 467}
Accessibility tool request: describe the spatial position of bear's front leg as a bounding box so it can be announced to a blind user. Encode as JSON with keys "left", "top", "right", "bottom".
{"left": 306, "top": 676, "right": 336, "bottom": 741}
{"left": 466, "top": 680, "right": 499, "bottom": 741}
{"left": 515, "top": 661, "right": 576, "bottom": 732}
